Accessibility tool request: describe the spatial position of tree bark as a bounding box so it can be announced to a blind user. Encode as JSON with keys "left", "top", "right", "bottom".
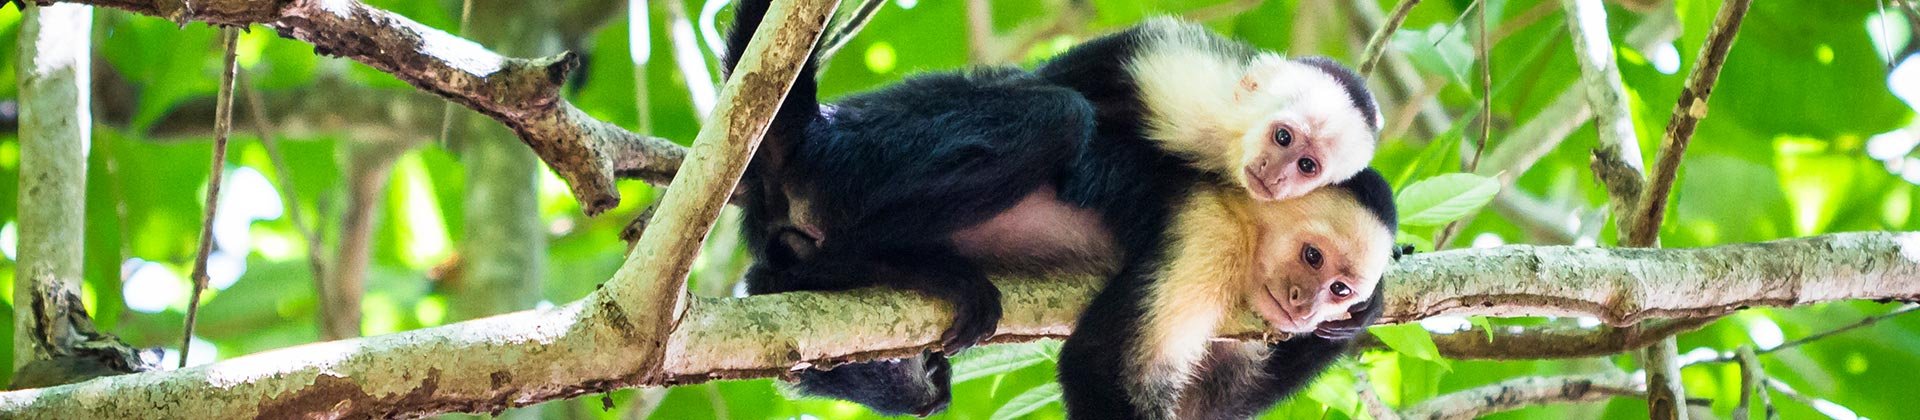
{"left": 35, "top": 0, "right": 686, "bottom": 214}
{"left": 12, "top": 2, "right": 94, "bottom": 373}
{"left": 1, "top": 232, "right": 1916, "bottom": 416}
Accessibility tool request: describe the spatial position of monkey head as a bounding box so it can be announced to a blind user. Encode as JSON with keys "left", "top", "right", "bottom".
{"left": 1242, "top": 168, "right": 1397, "bottom": 334}
{"left": 1228, "top": 56, "right": 1384, "bottom": 202}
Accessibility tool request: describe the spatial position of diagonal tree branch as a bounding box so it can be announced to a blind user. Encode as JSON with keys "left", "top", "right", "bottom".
{"left": 39, "top": 0, "right": 685, "bottom": 214}
{"left": 1626, "top": 0, "right": 1751, "bottom": 247}
{"left": 1357, "top": 0, "right": 1422, "bottom": 78}
{"left": 0, "top": 0, "right": 833, "bottom": 416}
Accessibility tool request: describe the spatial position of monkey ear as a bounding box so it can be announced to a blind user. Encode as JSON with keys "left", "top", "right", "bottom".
{"left": 1237, "top": 56, "right": 1290, "bottom": 98}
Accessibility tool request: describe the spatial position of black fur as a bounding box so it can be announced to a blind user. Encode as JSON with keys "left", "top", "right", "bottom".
{"left": 724, "top": 4, "right": 1395, "bottom": 416}
{"left": 1294, "top": 56, "right": 1382, "bottom": 131}
{"left": 723, "top": 0, "right": 1094, "bottom": 415}
{"left": 790, "top": 351, "right": 953, "bottom": 417}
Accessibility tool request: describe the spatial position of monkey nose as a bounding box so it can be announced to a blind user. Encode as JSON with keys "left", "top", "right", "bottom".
{"left": 1285, "top": 286, "right": 1314, "bottom": 319}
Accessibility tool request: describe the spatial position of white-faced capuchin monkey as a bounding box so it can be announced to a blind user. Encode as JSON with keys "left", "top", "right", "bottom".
{"left": 1056, "top": 171, "right": 1396, "bottom": 419}
{"left": 1038, "top": 18, "right": 1384, "bottom": 202}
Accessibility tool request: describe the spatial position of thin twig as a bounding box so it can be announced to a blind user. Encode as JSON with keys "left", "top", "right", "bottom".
{"left": 1346, "top": 0, "right": 1451, "bottom": 138}
{"left": 1763, "top": 379, "right": 1855, "bottom": 420}
{"left": 1764, "top": 305, "right": 1920, "bottom": 356}
{"left": 181, "top": 27, "right": 242, "bottom": 369}
{"left": 1357, "top": 0, "right": 1422, "bottom": 77}
{"left": 1430, "top": 0, "right": 1483, "bottom": 48}
{"left": 1471, "top": 0, "right": 1490, "bottom": 172}
{"left": 1396, "top": 372, "right": 1645, "bottom": 419}
{"left": 238, "top": 71, "right": 328, "bottom": 291}
{"left": 1627, "top": 0, "right": 1751, "bottom": 246}
{"left": 1682, "top": 305, "right": 1920, "bottom": 366}
{"left": 1734, "top": 346, "right": 1778, "bottom": 420}
{"left": 434, "top": 0, "right": 476, "bottom": 151}
{"left": 816, "top": 0, "right": 884, "bottom": 63}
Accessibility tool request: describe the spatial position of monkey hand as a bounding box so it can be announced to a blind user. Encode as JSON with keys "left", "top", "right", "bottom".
{"left": 940, "top": 295, "right": 1003, "bottom": 353}
{"left": 1391, "top": 243, "right": 1418, "bottom": 260}
{"left": 1313, "top": 286, "right": 1386, "bottom": 341}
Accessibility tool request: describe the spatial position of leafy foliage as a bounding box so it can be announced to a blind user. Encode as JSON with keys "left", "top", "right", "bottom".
{"left": 0, "top": 0, "right": 1916, "bottom": 419}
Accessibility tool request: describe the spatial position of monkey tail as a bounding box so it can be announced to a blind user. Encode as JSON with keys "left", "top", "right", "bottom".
{"left": 723, "top": 0, "right": 820, "bottom": 166}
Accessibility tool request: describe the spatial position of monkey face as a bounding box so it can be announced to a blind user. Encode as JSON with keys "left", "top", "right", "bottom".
{"left": 1231, "top": 60, "right": 1381, "bottom": 202}
{"left": 1242, "top": 188, "right": 1394, "bottom": 334}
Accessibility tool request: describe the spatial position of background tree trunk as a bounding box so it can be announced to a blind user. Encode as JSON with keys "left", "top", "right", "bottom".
{"left": 11, "top": 2, "right": 93, "bottom": 372}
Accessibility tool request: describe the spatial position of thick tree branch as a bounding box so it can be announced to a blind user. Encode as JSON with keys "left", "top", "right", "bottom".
{"left": 41, "top": 0, "right": 685, "bottom": 214}
{"left": 1381, "top": 232, "right": 1920, "bottom": 325}
{"left": 5, "top": 232, "right": 1920, "bottom": 415}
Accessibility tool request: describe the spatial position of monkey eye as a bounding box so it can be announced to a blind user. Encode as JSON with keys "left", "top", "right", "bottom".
{"left": 1330, "top": 281, "right": 1352, "bottom": 298}
{"left": 1297, "top": 158, "right": 1319, "bottom": 175}
{"left": 1274, "top": 127, "right": 1294, "bottom": 147}
{"left": 1301, "top": 244, "right": 1323, "bottom": 269}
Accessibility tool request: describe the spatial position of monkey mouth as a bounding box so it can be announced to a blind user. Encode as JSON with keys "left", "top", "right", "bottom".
{"left": 1244, "top": 168, "right": 1278, "bottom": 201}
{"left": 1260, "top": 288, "right": 1311, "bottom": 333}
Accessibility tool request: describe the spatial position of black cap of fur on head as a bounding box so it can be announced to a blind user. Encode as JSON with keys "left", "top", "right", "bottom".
{"left": 1292, "top": 56, "right": 1381, "bottom": 133}
{"left": 1337, "top": 167, "right": 1398, "bottom": 233}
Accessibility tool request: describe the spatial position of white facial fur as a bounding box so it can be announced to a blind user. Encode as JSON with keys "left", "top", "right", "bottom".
{"left": 1122, "top": 19, "right": 1380, "bottom": 201}
{"left": 1229, "top": 57, "right": 1381, "bottom": 201}
{"left": 1243, "top": 187, "right": 1394, "bottom": 333}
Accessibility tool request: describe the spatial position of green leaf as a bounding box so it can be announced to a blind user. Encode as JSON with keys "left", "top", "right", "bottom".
{"left": 1396, "top": 173, "right": 1501, "bottom": 226}
{"left": 952, "top": 339, "right": 1061, "bottom": 383}
{"left": 1389, "top": 24, "right": 1474, "bottom": 86}
{"left": 1392, "top": 130, "right": 1463, "bottom": 189}
{"left": 1470, "top": 317, "right": 1496, "bottom": 343}
{"left": 990, "top": 383, "right": 1062, "bottom": 420}
{"left": 1304, "top": 364, "right": 1360, "bottom": 417}
{"left": 1369, "top": 323, "right": 1450, "bottom": 370}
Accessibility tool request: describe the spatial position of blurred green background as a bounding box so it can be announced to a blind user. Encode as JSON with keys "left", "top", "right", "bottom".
{"left": 1, "top": 0, "right": 1918, "bottom": 418}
